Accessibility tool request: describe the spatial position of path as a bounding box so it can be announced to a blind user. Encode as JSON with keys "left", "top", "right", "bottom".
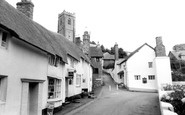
{"left": 66, "top": 73, "right": 161, "bottom": 115}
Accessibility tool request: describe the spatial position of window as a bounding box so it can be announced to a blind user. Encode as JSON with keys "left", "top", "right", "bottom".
{"left": 0, "top": 31, "right": 8, "bottom": 48}
{"left": 76, "top": 74, "right": 81, "bottom": 87}
{"left": 60, "top": 19, "right": 62, "bottom": 25}
{"left": 148, "top": 62, "right": 153, "bottom": 68}
{"left": 48, "top": 78, "right": 61, "bottom": 99}
{"left": 96, "top": 58, "right": 100, "bottom": 62}
{"left": 48, "top": 55, "right": 59, "bottom": 67}
{"left": 68, "top": 18, "right": 71, "bottom": 25}
{"left": 148, "top": 75, "right": 155, "bottom": 80}
{"left": 69, "top": 78, "right": 73, "bottom": 85}
{"left": 93, "top": 68, "right": 99, "bottom": 74}
{"left": 83, "top": 78, "right": 86, "bottom": 83}
{"left": 134, "top": 75, "right": 140, "bottom": 80}
{"left": 0, "top": 76, "right": 7, "bottom": 102}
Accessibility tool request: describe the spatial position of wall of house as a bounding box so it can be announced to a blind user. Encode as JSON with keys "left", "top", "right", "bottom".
{"left": 112, "top": 60, "right": 125, "bottom": 84}
{"left": 154, "top": 57, "right": 172, "bottom": 89}
{"left": 126, "top": 45, "right": 157, "bottom": 91}
{"left": 43, "top": 63, "right": 66, "bottom": 108}
{"left": 0, "top": 36, "right": 48, "bottom": 115}
{"left": 81, "top": 60, "right": 92, "bottom": 92}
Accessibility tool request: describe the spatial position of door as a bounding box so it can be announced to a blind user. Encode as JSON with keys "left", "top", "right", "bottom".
{"left": 65, "top": 78, "right": 68, "bottom": 97}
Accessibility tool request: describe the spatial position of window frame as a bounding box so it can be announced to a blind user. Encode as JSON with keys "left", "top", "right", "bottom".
{"left": 0, "top": 75, "right": 8, "bottom": 102}
{"left": 48, "top": 77, "right": 61, "bottom": 99}
{"left": 68, "top": 18, "right": 71, "bottom": 25}
{"left": 76, "top": 74, "right": 81, "bottom": 87}
{"left": 0, "top": 30, "right": 8, "bottom": 48}
{"left": 148, "top": 75, "right": 155, "bottom": 80}
{"left": 134, "top": 75, "right": 141, "bottom": 80}
{"left": 148, "top": 62, "right": 153, "bottom": 68}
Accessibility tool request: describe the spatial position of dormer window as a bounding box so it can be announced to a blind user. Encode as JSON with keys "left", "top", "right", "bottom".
{"left": 0, "top": 30, "right": 8, "bottom": 48}
{"left": 68, "top": 18, "right": 71, "bottom": 25}
{"left": 48, "top": 55, "right": 59, "bottom": 67}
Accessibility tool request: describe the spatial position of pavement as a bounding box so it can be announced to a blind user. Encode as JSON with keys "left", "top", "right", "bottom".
{"left": 54, "top": 86, "right": 103, "bottom": 115}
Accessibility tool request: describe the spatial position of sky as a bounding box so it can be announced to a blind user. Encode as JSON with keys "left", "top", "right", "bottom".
{"left": 6, "top": 0, "right": 185, "bottom": 53}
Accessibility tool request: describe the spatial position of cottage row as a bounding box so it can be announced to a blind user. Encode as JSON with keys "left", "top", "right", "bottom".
{"left": 0, "top": 0, "right": 103, "bottom": 115}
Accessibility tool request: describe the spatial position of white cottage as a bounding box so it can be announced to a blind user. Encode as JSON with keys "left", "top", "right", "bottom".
{"left": 0, "top": 0, "right": 92, "bottom": 115}
{"left": 117, "top": 37, "right": 172, "bottom": 92}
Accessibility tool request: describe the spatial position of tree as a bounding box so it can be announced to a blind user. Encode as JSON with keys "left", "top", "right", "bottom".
{"left": 118, "top": 48, "right": 127, "bottom": 58}
{"left": 100, "top": 45, "right": 106, "bottom": 53}
{"left": 90, "top": 41, "right": 96, "bottom": 45}
{"left": 110, "top": 47, "right": 115, "bottom": 55}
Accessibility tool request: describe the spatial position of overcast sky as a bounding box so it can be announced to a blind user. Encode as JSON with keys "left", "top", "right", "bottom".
{"left": 6, "top": 0, "right": 185, "bottom": 53}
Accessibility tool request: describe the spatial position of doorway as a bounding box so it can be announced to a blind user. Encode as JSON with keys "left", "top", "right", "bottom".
{"left": 29, "top": 82, "right": 39, "bottom": 115}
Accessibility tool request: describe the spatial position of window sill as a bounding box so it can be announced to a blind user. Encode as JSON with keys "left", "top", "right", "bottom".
{"left": 47, "top": 98, "right": 62, "bottom": 103}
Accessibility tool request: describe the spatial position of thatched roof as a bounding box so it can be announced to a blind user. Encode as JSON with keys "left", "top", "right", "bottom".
{"left": 103, "top": 52, "right": 115, "bottom": 60}
{"left": 90, "top": 47, "right": 103, "bottom": 58}
{"left": 0, "top": 0, "right": 89, "bottom": 63}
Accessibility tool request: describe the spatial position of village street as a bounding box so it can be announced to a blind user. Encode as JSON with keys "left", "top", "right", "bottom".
{"left": 66, "top": 73, "right": 161, "bottom": 115}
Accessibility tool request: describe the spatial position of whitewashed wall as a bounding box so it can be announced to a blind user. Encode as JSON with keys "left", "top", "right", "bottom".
{"left": 0, "top": 36, "right": 48, "bottom": 115}
{"left": 154, "top": 57, "right": 172, "bottom": 89}
{"left": 126, "top": 45, "right": 157, "bottom": 91}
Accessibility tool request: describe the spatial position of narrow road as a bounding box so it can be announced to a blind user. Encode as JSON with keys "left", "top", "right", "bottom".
{"left": 66, "top": 73, "right": 161, "bottom": 115}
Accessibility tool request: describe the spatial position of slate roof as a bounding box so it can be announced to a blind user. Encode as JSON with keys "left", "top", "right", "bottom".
{"left": 116, "top": 58, "right": 126, "bottom": 65}
{"left": 0, "top": 0, "right": 89, "bottom": 63}
{"left": 90, "top": 47, "right": 103, "bottom": 58}
{"left": 103, "top": 52, "right": 115, "bottom": 60}
{"left": 118, "top": 43, "right": 154, "bottom": 65}
{"left": 169, "top": 51, "right": 185, "bottom": 60}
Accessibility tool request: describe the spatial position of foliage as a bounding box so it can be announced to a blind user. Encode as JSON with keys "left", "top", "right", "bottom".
{"left": 100, "top": 44, "right": 127, "bottom": 58}
{"left": 171, "top": 59, "right": 185, "bottom": 81}
{"left": 119, "top": 48, "right": 127, "bottom": 58}
{"left": 161, "top": 84, "right": 185, "bottom": 115}
{"left": 90, "top": 41, "right": 96, "bottom": 45}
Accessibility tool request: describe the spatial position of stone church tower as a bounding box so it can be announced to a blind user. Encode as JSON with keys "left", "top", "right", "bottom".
{"left": 58, "top": 10, "right": 75, "bottom": 42}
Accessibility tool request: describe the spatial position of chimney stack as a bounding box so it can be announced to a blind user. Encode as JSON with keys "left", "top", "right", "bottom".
{"left": 114, "top": 42, "right": 119, "bottom": 60}
{"left": 16, "top": 0, "right": 34, "bottom": 19}
{"left": 155, "top": 36, "right": 166, "bottom": 57}
{"left": 75, "top": 37, "right": 81, "bottom": 47}
{"left": 82, "top": 31, "right": 90, "bottom": 55}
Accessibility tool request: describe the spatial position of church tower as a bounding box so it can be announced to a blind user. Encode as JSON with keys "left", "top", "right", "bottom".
{"left": 58, "top": 10, "right": 75, "bottom": 42}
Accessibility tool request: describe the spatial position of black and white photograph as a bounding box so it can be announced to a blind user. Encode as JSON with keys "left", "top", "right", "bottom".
{"left": 1, "top": 0, "right": 185, "bottom": 115}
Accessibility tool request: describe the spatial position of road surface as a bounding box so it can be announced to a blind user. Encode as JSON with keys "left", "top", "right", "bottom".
{"left": 66, "top": 73, "right": 161, "bottom": 115}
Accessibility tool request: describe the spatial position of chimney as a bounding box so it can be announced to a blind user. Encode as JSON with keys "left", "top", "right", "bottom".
{"left": 16, "top": 0, "right": 34, "bottom": 19}
{"left": 155, "top": 36, "right": 166, "bottom": 57}
{"left": 75, "top": 37, "right": 81, "bottom": 47}
{"left": 83, "top": 31, "right": 90, "bottom": 55}
{"left": 114, "top": 42, "right": 119, "bottom": 60}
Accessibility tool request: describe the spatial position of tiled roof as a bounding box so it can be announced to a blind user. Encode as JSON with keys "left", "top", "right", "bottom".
{"left": 118, "top": 43, "right": 154, "bottom": 65}
{"left": 0, "top": 0, "right": 89, "bottom": 63}
{"left": 169, "top": 51, "right": 185, "bottom": 60}
{"left": 103, "top": 52, "right": 115, "bottom": 60}
{"left": 90, "top": 47, "right": 103, "bottom": 58}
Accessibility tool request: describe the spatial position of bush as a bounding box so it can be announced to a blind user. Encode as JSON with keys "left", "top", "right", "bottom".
{"left": 161, "top": 84, "right": 185, "bottom": 115}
